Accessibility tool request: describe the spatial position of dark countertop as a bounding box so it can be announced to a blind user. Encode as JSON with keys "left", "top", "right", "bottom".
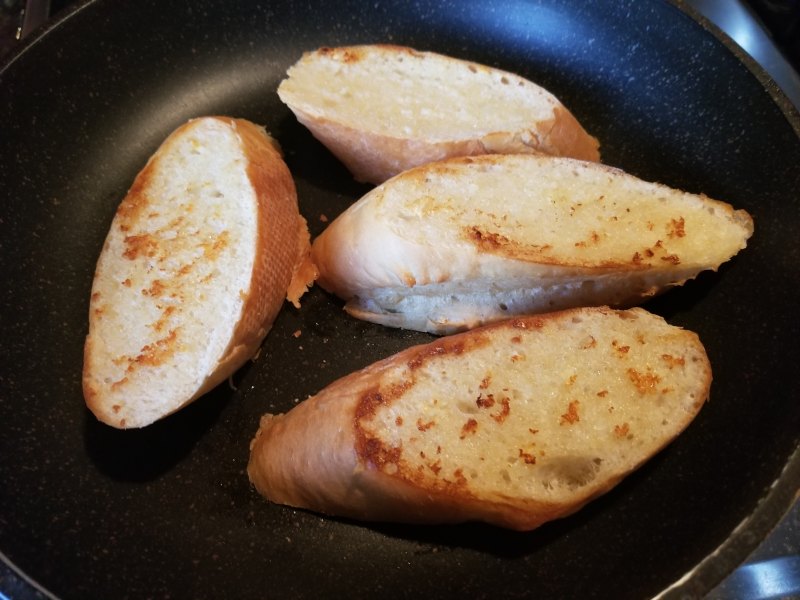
{"left": 1, "top": 1, "right": 797, "bottom": 599}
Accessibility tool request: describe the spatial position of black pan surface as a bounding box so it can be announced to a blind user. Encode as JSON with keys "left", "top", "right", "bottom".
{"left": 1, "top": 1, "right": 798, "bottom": 598}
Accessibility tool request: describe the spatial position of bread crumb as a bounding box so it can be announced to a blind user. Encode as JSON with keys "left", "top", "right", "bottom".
{"left": 476, "top": 393, "right": 495, "bottom": 409}
{"left": 612, "top": 340, "right": 630, "bottom": 355}
{"left": 319, "top": 213, "right": 329, "bottom": 222}
{"left": 660, "top": 254, "right": 681, "bottom": 264}
{"left": 292, "top": 329, "right": 302, "bottom": 338}
{"left": 491, "top": 397, "right": 511, "bottom": 423}
{"left": 627, "top": 368, "right": 661, "bottom": 394}
{"left": 661, "top": 354, "right": 685, "bottom": 368}
{"left": 460, "top": 418, "right": 478, "bottom": 439}
{"left": 452, "top": 468, "right": 468, "bottom": 485}
{"left": 560, "top": 400, "right": 580, "bottom": 425}
{"left": 416, "top": 418, "right": 435, "bottom": 431}
{"left": 668, "top": 217, "right": 686, "bottom": 238}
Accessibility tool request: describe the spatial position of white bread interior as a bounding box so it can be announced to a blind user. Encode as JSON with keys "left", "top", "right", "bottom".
{"left": 83, "top": 116, "right": 315, "bottom": 429}
{"left": 311, "top": 154, "right": 754, "bottom": 334}
{"left": 277, "top": 45, "right": 600, "bottom": 184}
{"left": 248, "top": 306, "right": 711, "bottom": 531}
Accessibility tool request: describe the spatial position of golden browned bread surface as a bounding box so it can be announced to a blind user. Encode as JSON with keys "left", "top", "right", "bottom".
{"left": 248, "top": 306, "right": 711, "bottom": 531}
{"left": 311, "top": 153, "right": 754, "bottom": 334}
{"left": 277, "top": 44, "right": 600, "bottom": 184}
{"left": 83, "top": 116, "right": 314, "bottom": 428}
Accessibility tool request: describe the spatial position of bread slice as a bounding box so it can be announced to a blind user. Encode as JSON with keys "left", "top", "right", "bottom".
{"left": 311, "top": 153, "right": 754, "bottom": 334}
{"left": 277, "top": 45, "right": 600, "bottom": 184}
{"left": 248, "top": 306, "right": 710, "bottom": 531}
{"left": 83, "top": 116, "right": 315, "bottom": 429}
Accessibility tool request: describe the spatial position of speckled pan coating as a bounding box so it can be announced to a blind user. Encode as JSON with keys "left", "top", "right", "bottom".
{"left": 0, "top": 1, "right": 798, "bottom": 599}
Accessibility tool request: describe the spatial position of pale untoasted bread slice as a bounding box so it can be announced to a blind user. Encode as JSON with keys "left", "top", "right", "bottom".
{"left": 277, "top": 45, "right": 600, "bottom": 184}
{"left": 83, "top": 116, "right": 315, "bottom": 429}
{"left": 311, "top": 153, "right": 754, "bottom": 334}
{"left": 248, "top": 306, "right": 710, "bottom": 531}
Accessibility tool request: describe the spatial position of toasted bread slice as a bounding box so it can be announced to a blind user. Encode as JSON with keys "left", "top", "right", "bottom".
{"left": 311, "top": 153, "right": 754, "bottom": 334}
{"left": 83, "top": 117, "right": 315, "bottom": 429}
{"left": 248, "top": 306, "right": 710, "bottom": 531}
{"left": 277, "top": 45, "right": 600, "bottom": 184}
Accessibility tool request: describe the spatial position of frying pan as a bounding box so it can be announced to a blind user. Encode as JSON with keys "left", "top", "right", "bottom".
{"left": 1, "top": 0, "right": 798, "bottom": 598}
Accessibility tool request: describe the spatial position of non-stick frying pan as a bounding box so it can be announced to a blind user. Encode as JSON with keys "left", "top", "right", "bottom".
{"left": 1, "top": 1, "right": 798, "bottom": 598}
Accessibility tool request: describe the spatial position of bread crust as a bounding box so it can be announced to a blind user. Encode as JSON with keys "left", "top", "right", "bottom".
{"left": 248, "top": 306, "right": 711, "bottom": 530}
{"left": 278, "top": 45, "right": 600, "bottom": 184}
{"left": 83, "top": 117, "right": 314, "bottom": 428}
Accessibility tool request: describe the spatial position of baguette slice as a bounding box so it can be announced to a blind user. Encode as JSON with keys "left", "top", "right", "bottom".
{"left": 311, "top": 153, "right": 754, "bottom": 334}
{"left": 83, "top": 116, "right": 316, "bottom": 429}
{"left": 248, "top": 306, "right": 710, "bottom": 531}
{"left": 277, "top": 45, "right": 600, "bottom": 184}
